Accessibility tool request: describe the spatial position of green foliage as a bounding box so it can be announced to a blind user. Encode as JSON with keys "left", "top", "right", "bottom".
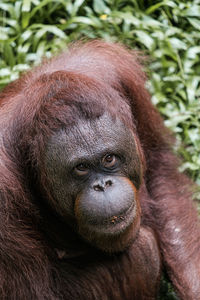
{"left": 158, "top": 275, "right": 179, "bottom": 300}
{"left": 1, "top": 0, "right": 200, "bottom": 298}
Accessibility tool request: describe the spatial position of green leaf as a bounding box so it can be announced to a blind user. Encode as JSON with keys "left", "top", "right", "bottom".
{"left": 0, "top": 28, "right": 8, "bottom": 40}
{"left": 169, "top": 38, "right": 187, "bottom": 50}
{"left": 187, "top": 46, "right": 200, "bottom": 59}
{"left": 188, "top": 18, "right": 200, "bottom": 30}
{"left": 3, "top": 43, "right": 15, "bottom": 67}
{"left": 71, "top": 16, "right": 101, "bottom": 27}
{"left": 134, "top": 30, "right": 155, "bottom": 50}
{"left": 22, "top": 0, "right": 31, "bottom": 12}
{"left": 183, "top": 5, "right": 200, "bottom": 17}
{"left": 22, "top": 12, "right": 31, "bottom": 28}
{"left": 71, "top": 0, "right": 85, "bottom": 16}
{"left": 93, "top": 0, "right": 110, "bottom": 14}
{"left": 179, "top": 162, "right": 199, "bottom": 172}
{"left": 146, "top": 1, "right": 176, "bottom": 14}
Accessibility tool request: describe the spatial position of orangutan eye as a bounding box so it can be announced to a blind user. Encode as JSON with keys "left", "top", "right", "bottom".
{"left": 74, "top": 164, "right": 89, "bottom": 176}
{"left": 102, "top": 154, "right": 117, "bottom": 168}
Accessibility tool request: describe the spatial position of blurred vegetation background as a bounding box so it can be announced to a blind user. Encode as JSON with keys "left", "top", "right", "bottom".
{"left": 0, "top": 0, "right": 200, "bottom": 298}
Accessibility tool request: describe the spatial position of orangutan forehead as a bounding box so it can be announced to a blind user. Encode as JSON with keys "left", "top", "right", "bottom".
{"left": 45, "top": 113, "right": 137, "bottom": 164}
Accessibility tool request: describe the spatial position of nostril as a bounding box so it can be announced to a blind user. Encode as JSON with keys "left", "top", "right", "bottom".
{"left": 93, "top": 180, "right": 113, "bottom": 192}
{"left": 93, "top": 184, "right": 104, "bottom": 192}
{"left": 105, "top": 180, "right": 112, "bottom": 187}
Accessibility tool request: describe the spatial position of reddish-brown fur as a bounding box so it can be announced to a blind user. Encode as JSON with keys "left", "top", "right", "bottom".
{"left": 0, "top": 40, "right": 200, "bottom": 299}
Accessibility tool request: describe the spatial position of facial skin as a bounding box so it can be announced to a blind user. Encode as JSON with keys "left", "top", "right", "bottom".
{"left": 44, "top": 113, "right": 142, "bottom": 252}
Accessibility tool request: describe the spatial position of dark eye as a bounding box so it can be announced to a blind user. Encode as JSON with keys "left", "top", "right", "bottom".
{"left": 102, "top": 154, "right": 117, "bottom": 168}
{"left": 74, "top": 164, "right": 89, "bottom": 176}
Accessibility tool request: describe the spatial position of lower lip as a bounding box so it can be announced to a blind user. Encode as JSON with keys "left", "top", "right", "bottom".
{"left": 82, "top": 201, "right": 136, "bottom": 236}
